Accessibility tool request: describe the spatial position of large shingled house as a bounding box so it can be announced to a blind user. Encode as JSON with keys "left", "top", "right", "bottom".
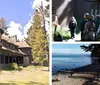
{"left": 0, "top": 29, "right": 33, "bottom": 68}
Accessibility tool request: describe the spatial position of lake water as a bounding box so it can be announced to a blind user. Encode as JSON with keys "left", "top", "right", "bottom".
{"left": 52, "top": 53, "right": 92, "bottom": 74}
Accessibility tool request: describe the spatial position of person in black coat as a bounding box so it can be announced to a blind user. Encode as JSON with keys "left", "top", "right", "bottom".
{"left": 53, "top": 25, "right": 62, "bottom": 41}
{"left": 95, "top": 15, "right": 100, "bottom": 40}
{"left": 81, "top": 13, "right": 89, "bottom": 41}
{"left": 69, "top": 16, "right": 77, "bottom": 39}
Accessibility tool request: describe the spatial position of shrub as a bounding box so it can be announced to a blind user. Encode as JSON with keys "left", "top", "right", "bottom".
{"left": 18, "top": 66, "right": 23, "bottom": 71}
{"left": 7, "top": 63, "right": 19, "bottom": 70}
{"left": 62, "top": 31, "right": 71, "bottom": 40}
{"left": 33, "top": 62, "right": 39, "bottom": 66}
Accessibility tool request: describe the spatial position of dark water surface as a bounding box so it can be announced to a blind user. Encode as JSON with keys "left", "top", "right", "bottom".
{"left": 52, "top": 53, "right": 92, "bottom": 74}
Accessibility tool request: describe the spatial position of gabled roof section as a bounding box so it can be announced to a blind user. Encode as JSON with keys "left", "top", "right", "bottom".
{"left": 0, "top": 46, "right": 25, "bottom": 56}
{"left": 1, "top": 34, "right": 31, "bottom": 48}
{"left": 15, "top": 41, "right": 31, "bottom": 48}
{"left": 1, "top": 34, "right": 18, "bottom": 46}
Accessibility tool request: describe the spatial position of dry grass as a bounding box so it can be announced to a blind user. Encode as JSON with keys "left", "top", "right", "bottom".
{"left": 0, "top": 66, "right": 49, "bottom": 85}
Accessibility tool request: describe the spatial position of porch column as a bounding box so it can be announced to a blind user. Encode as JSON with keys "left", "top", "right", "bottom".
{"left": 0, "top": 55, "right": 1, "bottom": 64}
{"left": 16, "top": 57, "right": 18, "bottom": 64}
{"left": 18, "top": 56, "right": 20, "bottom": 64}
{"left": 8, "top": 55, "right": 10, "bottom": 64}
{"left": 11, "top": 56, "right": 13, "bottom": 63}
{"left": 3, "top": 55, "right": 5, "bottom": 64}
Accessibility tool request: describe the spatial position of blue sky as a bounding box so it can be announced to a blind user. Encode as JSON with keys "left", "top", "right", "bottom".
{"left": 52, "top": 44, "right": 91, "bottom": 54}
{"left": 0, "top": 0, "right": 36, "bottom": 40}
{"left": 0, "top": 0, "right": 49, "bottom": 40}
{"left": 0, "top": 0, "right": 33, "bottom": 26}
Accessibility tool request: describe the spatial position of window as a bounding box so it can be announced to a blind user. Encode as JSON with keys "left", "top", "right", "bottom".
{"left": 95, "top": 9, "right": 98, "bottom": 17}
{"left": 0, "top": 56, "right": 1, "bottom": 64}
{"left": 90, "top": 4, "right": 100, "bottom": 17}
{"left": 16, "top": 57, "right": 18, "bottom": 64}
{"left": 1, "top": 55, "right": 4, "bottom": 64}
{"left": 27, "top": 50, "right": 30, "bottom": 54}
{"left": 13, "top": 57, "right": 16, "bottom": 63}
{"left": 5, "top": 56, "right": 9, "bottom": 64}
{"left": 91, "top": 9, "right": 93, "bottom": 15}
{"left": 19, "top": 57, "right": 23, "bottom": 64}
{"left": 9, "top": 56, "right": 13, "bottom": 63}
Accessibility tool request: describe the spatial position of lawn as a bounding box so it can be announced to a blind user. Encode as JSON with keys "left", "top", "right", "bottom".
{"left": 0, "top": 66, "right": 49, "bottom": 85}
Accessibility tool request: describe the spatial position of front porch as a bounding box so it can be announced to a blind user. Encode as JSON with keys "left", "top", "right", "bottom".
{"left": 0, "top": 46, "right": 30, "bottom": 68}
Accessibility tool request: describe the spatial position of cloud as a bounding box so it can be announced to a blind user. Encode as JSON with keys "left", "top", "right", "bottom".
{"left": 23, "top": 16, "right": 33, "bottom": 38}
{"left": 7, "top": 21, "right": 24, "bottom": 41}
{"left": 7, "top": 1, "right": 33, "bottom": 41}
{"left": 7, "top": 19, "right": 32, "bottom": 41}
{"left": 6, "top": 0, "right": 49, "bottom": 41}
{"left": 32, "top": 0, "right": 49, "bottom": 9}
{"left": 32, "top": 0, "right": 50, "bottom": 31}
{"left": 29, "top": 14, "right": 32, "bottom": 17}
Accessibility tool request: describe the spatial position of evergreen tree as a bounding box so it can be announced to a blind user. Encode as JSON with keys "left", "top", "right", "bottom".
{"left": 81, "top": 44, "right": 100, "bottom": 57}
{"left": 27, "top": 10, "right": 49, "bottom": 66}
{"left": 0, "top": 18, "right": 7, "bottom": 30}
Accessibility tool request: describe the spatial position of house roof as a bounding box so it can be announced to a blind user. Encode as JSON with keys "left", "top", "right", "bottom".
{"left": 0, "top": 33, "right": 31, "bottom": 56}
{"left": 15, "top": 41, "right": 31, "bottom": 48}
{"left": 0, "top": 46, "right": 25, "bottom": 56}
{"left": 1, "top": 34, "right": 18, "bottom": 46}
{"left": 1, "top": 34, "right": 31, "bottom": 48}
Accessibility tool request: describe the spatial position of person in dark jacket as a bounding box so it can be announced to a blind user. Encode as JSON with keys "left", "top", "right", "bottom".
{"left": 95, "top": 15, "right": 100, "bottom": 31}
{"left": 53, "top": 25, "right": 62, "bottom": 41}
{"left": 95, "top": 15, "right": 100, "bottom": 40}
{"left": 83, "top": 15, "right": 96, "bottom": 41}
{"left": 69, "top": 16, "right": 77, "bottom": 39}
{"left": 81, "top": 13, "right": 89, "bottom": 41}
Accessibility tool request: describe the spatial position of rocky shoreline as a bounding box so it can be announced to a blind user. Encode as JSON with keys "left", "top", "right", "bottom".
{"left": 52, "top": 64, "right": 100, "bottom": 85}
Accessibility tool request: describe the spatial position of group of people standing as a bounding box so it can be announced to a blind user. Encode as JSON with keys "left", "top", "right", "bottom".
{"left": 52, "top": 11, "right": 100, "bottom": 41}
{"left": 69, "top": 13, "right": 100, "bottom": 41}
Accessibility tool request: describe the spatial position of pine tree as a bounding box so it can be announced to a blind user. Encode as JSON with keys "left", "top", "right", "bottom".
{"left": 27, "top": 10, "right": 49, "bottom": 66}
{"left": 81, "top": 44, "right": 100, "bottom": 57}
